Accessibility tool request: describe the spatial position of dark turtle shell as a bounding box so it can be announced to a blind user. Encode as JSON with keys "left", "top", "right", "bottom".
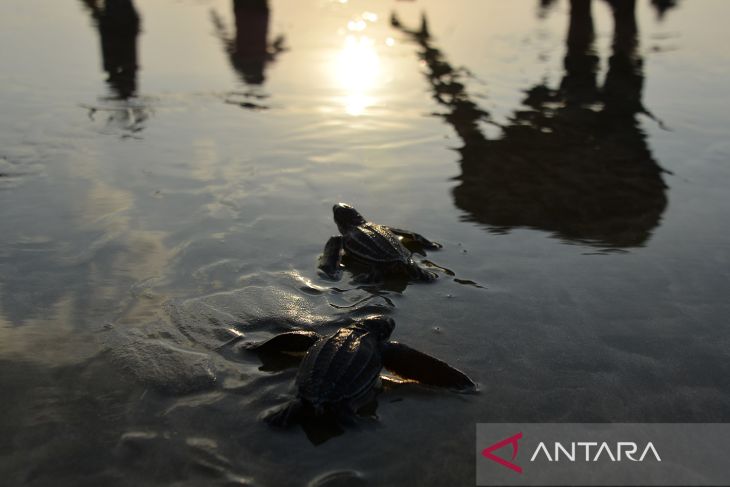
{"left": 295, "top": 326, "right": 384, "bottom": 409}
{"left": 343, "top": 223, "right": 412, "bottom": 264}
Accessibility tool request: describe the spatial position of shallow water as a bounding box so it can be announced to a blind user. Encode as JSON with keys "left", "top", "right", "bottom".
{"left": 1, "top": 0, "right": 730, "bottom": 485}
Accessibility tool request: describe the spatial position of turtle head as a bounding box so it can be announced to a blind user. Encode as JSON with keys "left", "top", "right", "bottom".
{"left": 357, "top": 315, "right": 395, "bottom": 341}
{"left": 333, "top": 203, "right": 366, "bottom": 232}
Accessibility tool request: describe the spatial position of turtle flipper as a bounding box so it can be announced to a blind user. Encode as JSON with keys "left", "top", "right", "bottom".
{"left": 387, "top": 227, "right": 442, "bottom": 250}
{"left": 246, "top": 331, "right": 320, "bottom": 354}
{"left": 263, "top": 399, "right": 304, "bottom": 427}
{"left": 382, "top": 341, "right": 477, "bottom": 392}
{"left": 318, "top": 236, "right": 344, "bottom": 279}
{"left": 406, "top": 262, "right": 438, "bottom": 282}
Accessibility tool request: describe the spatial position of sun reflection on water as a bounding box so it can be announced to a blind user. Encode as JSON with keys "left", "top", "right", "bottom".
{"left": 331, "top": 12, "right": 383, "bottom": 116}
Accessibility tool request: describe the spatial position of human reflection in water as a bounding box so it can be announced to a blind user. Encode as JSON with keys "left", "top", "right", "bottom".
{"left": 80, "top": 0, "right": 148, "bottom": 134}
{"left": 538, "top": 0, "right": 559, "bottom": 19}
{"left": 211, "top": 0, "right": 286, "bottom": 108}
{"left": 651, "top": 0, "right": 679, "bottom": 21}
{"left": 392, "top": 0, "right": 669, "bottom": 249}
{"left": 80, "top": 0, "right": 139, "bottom": 99}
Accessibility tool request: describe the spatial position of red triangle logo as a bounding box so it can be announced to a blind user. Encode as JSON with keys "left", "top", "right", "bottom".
{"left": 481, "top": 432, "right": 523, "bottom": 474}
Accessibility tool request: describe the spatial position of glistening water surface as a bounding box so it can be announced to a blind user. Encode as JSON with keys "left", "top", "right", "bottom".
{"left": 1, "top": 0, "right": 729, "bottom": 485}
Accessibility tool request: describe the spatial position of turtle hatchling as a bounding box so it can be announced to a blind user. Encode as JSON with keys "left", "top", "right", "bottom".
{"left": 246, "top": 316, "right": 476, "bottom": 426}
{"left": 319, "top": 203, "right": 442, "bottom": 282}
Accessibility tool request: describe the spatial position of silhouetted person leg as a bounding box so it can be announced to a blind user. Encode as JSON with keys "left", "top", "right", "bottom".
{"left": 651, "top": 0, "right": 679, "bottom": 21}
{"left": 603, "top": 0, "right": 644, "bottom": 117}
{"left": 232, "top": 0, "right": 270, "bottom": 85}
{"left": 98, "top": 0, "right": 140, "bottom": 99}
{"left": 212, "top": 0, "right": 285, "bottom": 87}
{"left": 560, "top": 0, "right": 599, "bottom": 106}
